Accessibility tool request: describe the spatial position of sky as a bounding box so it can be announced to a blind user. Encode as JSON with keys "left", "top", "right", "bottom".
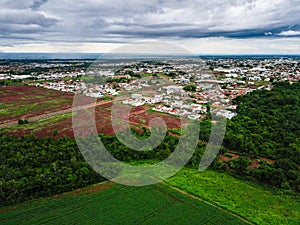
{"left": 1, "top": 0, "right": 300, "bottom": 54}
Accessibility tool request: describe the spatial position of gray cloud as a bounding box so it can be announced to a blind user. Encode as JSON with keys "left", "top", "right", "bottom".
{"left": 1, "top": 0, "right": 300, "bottom": 47}
{"left": 30, "top": 0, "right": 49, "bottom": 10}
{"left": 0, "top": 9, "right": 58, "bottom": 27}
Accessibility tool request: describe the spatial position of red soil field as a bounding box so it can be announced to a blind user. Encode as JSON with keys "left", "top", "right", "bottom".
{"left": 5, "top": 102, "right": 184, "bottom": 139}
{"left": 0, "top": 86, "right": 74, "bottom": 123}
{"left": 1, "top": 86, "right": 184, "bottom": 138}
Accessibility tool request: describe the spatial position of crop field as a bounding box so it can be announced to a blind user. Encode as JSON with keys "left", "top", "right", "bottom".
{"left": 0, "top": 182, "right": 249, "bottom": 225}
{"left": 167, "top": 168, "right": 300, "bottom": 225}
{"left": 0, "top": 86, "right": 74, "bottom": 123}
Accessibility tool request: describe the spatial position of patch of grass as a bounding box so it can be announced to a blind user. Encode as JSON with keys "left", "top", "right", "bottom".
{"left": 253, "top": 81, "right": 270, "bottom": 86}
{"left": 146, "top": 109, "right": 156, "bottom": 113}
{"left": 5, "top": 113, "right": 72, "bottom": 132}
{"left": 170, "top": 128, "right": 182, "bottom": 135}
{"left": 1, "top": 99, "right": 70, "bottom": 117}
{"left": 166, "top": 168, "right": 300, "bottom": 225}
{"left": 224, "top": 153, "right": 233, "bottom": 158}
{"left": 138, "top": 118, "right": 146, "bottom": 124}
{"left": 19, "top": 95, "right": 44, "bottom": 100}
{"left": 140, "top": 73, "right": 155, "bottom": 77}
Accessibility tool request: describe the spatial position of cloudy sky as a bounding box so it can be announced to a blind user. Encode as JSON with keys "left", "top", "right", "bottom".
{"left": 1, "top": 0, "right": 300, "bottom": 54}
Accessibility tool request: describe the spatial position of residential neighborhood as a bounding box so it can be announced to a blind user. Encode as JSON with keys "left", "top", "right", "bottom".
{"left": 2, "top": 57, "right": 300, "bottom": 120}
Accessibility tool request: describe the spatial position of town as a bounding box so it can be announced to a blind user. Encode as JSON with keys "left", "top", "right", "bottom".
{"left": 1, "top": 57, "right": 299, "bottom": 120}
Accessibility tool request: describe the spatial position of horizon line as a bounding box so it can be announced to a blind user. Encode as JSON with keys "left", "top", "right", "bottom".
{"left": 1, "top": 52, "right": 300, "bottom": 55}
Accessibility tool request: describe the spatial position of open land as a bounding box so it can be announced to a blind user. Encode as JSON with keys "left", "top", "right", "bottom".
{"left": 0, "top": 86, "right": 74, "bottom": 123}
{"left": 1, "top": 86, "right": 183, "bottom": 138}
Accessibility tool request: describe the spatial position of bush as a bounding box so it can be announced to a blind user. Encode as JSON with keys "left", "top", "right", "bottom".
{"left": 224, "top": 153, "right": 233, "bottom": 158}
{"left": 18, "top": 119, "right": 29, "bottom": 125}
{"left": 228, "top": 156, "right": 251, "bottom": 174}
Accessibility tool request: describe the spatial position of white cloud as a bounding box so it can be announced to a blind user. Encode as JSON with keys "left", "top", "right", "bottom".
{"left": 177, "top": 37, "right": 300, "bottom": 54}
{"left": 278, "top": 30, "right": 300, "bottom": 36}
{"left": 2, "top": 37, "right": 300, "bottom": 54}
{"left": 0, "top": 42, "right": 123, "bottom": 53}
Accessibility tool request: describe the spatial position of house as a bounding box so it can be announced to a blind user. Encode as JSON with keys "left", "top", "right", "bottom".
{"left": 163, "top": 85, "right": 183, "bottom": 94}
{"left": 213, "top": 109, "right": 237, "bottom": 119}
{"left": 131, "top": 93, "right": 142, "bottom": 100}
{"left": 180, "top": 77, "right": 190, "bottom": 84}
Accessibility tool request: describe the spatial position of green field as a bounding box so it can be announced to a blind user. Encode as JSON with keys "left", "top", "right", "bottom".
{"left": 0, "top": 182, "right": 249, "bottom": 225}
{"left": 167, "top": 168, "right": 300, "bottom": 225}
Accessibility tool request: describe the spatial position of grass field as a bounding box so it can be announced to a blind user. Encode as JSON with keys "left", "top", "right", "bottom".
{"left": 0, "top": 182, "right": 249, "bottom": 225}
{"left": 167, "top": 168, "right": 300, "bottom": 225}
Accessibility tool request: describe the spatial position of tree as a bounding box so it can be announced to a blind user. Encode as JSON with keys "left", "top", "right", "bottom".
{"left": 183, "top": 84, "right": 196, "bottom": 92}
{"left": 228, "top": 156, "right": 251, "bottom": 174}
{"left": 274, "top": 158, "right": 298, "bottom": 172}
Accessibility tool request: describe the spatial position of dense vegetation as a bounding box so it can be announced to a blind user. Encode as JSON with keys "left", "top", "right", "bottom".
{"left": 0, "top": 129, "right": 208, "bottom": 206}
{"left": 0, "top": 134, "right": 105, "bottom": 206}
{"left": 183, "top": 84, "right": 197, "bottom": 92}
{"left": 223, "top": 81, "right": 300, "bottom": 191}
{"left": 106, "top": 77, "right": 132, "bottom": 83}
{"left": 100, "top": 129, "right": 205, "bottom": 164}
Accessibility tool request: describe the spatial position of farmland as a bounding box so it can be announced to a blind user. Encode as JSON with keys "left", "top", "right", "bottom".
{"left": 0, "top": 86, "right": 74, "bottom": 123}
{"left": 0, "top": 182, "right": 249, "bottom": 225}
{"left": 3, "top": 107, "right": 182, "bottom": 139}
{"left": 166, "top": 168, "right": 300, "bottom": 225}
{"left": 1, "top": 87, "right": 183, "bottom": 138}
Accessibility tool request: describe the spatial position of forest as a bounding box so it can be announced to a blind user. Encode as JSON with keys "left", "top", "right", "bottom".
{"left": 223, "top": 81, "right": 300, "bottom": 191}
{"left": 0, "top": 135, "right": 105, "bottom": 206}
{"left": 0, "top": 130, "right": 207, "bottom": 206}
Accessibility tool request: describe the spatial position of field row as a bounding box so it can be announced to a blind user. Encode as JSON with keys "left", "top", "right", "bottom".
{"left": 0, "top": 182, "right": 248, "bottom": 225}
{"left": 167, "top": 168, "right": 300, "bottom": 225}
{"left": 0, "top": 86, "right": 74, "bottom": 123}
{"left": 0, "top": 86, "right": 183, "bottom": 138}
{"left": 3, "top": 103, "right": 183, "bottom": 139}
